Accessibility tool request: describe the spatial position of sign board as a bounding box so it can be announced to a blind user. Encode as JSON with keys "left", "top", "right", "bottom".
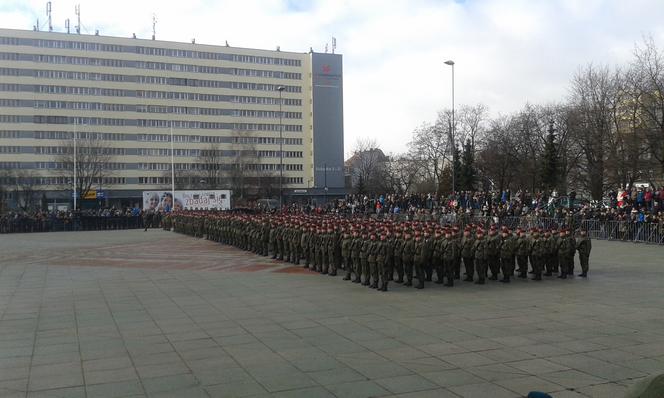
{"left": 96, "top": 190, "right": 105, "bottom": 199}
{"left": 83, "top": 191, "right": 96, "bottom": 200}
{"left": 142, "top": 190, "right": 232, "bottom": 211}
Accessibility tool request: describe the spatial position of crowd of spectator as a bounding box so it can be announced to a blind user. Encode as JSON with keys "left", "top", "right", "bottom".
{"left": 0, "top": 206, "right": 147, "bottom": 233}
{"left": 276, "top": 187, "right": 664, "bottom": 226}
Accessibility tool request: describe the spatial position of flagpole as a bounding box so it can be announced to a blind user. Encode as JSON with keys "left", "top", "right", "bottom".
{"left": 73, "top": 118, "right": 77, "bottom": 210}
{"left": 170, "top": 123, "right": 175, "bottom": 212}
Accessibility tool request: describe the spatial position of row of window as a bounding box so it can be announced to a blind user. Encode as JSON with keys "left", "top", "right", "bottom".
{"left": 35, "top": 162, "right": 127, "bottom": 170}
{"left": 136, "top": 175, "right": 304, "bottom": 185}
{"left": 0, "top": 174, "right": 304, "bottom": 186}
{"left": 0, "top": 66, "right": 301, "bottom": 83}
{"left": 0, "top": 82, "right": 303, "bottom": 106}
{"left": 0, "top": 130, "right": 306, "bottom": 145}
{"left": 0, "top": 146, "right": 20, "bottom": 153}
{"left": 0, "top": 98, "right": 302, "bottom": 119}
{"left": 33, "top": 146, "right": 127, "bottom": 155}
{"left": 137, "top": 134, "right": 302, "bottom": 145}
{"left": 0, "top": 114, "right": 303, "bottom": 132}
{"left": 0, "top": 37, "right": 303, "bottom": 66}
{"left": 0, "top": 161, "right": 20, "bottom": 169}
{"left": 0, "top": 145, "right": 307, "bottom": 158}
{"left": 137, "top": 163, "right": 303, "bottom": 171}
{"left": 0, "top": 176, "right": 128, "bottom": 186}
{"left": 256, "top": 150, "right": 303, "bottom": 158}
{"left": 0, "top": 52, "right": 303, "bottom": 84}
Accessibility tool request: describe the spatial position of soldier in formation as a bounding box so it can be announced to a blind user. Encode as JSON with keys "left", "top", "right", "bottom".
{"left": 171, "top": 211, "right": 592, "bottom": 292}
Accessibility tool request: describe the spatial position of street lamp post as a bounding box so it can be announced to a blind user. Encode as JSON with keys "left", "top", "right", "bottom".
{"left": 170, "top": 123, "right": 175, "bottom": 213}
{"left": 73, "top": 118, "right": 77, "bottom": 210}
{"left": 277, "top": 86, "right": 285, "bottom": 209}
{"left": 444, "top": 60, "right": 455, "bottom": 195}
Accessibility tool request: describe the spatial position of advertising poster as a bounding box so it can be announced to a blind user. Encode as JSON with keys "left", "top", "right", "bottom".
{"left": 142, "top": 190, "right": 231, "bottom": 212}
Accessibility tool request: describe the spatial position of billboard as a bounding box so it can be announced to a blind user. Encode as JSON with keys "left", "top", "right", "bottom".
{"left": 142, "top": 190, "right": 231, "bottom": 212}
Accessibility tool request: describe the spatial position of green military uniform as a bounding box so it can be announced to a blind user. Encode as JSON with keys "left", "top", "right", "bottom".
{"left": 350, "top": 233, "right": 362, "bottom": 283}
{"left": 422, "top": 233, "right": 434, "bottom": 282}
{"left": 341, "top": 233, "right": 352, "bottom": 280}
{"left": 402, "top": 235, "right": 415, "bottom": 287}
{"left": 516, "top": 232, "right": 531, "bottom": 278}
{"left": 530, "top": 232, "right": 545, "bottom": 280}
{"left": 393, "top": 233, "right": 404, "bottom": 283}
{"left": 412, "top": 236, "right": 425, "bottom": 289}
{"left": 432, "top": 233, "right": 445, "bottom": 284}
{"left": 499, "top": 232, "right": 516, "bottom": 282}
{"left": 487, "top": 229, "right": 501, "bottom": 280}
{"left": 461, "top": 231, "right": 475, "bottom": 282}
{"left": 360, "top": 235, "right": 371, "bottom": 286}
{"left": 473, "top": 233, "right": 488, "bottom": 284}
{"left": 442, "top": 233, "right": 457, "bottom": 287}
{"left": 576, "top": 232, "right": 591, "bottom": 277}
{"left": 376, "top": 236, "right": 389, "bottom": 291}
{"left": 367, "top": 235, "right": 379, "bottom": 288}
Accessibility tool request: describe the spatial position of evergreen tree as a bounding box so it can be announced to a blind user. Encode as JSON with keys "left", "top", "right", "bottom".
{"left": 452, "top": 145, "right": 462, "bottom": 193}
{"left": 460, "top": 139, "right": 476, "bottom": 191}
{"left": 541, "top": 121, "right": 559, "bottom": 192}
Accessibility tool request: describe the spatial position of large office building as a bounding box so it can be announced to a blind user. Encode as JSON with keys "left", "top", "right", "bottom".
{"left": 0, "top": 27, "right": 344, "bottom": 208}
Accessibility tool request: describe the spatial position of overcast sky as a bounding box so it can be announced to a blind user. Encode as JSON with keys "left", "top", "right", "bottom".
{"left": 2, "top": 0, "right": 664, "bottom": 155}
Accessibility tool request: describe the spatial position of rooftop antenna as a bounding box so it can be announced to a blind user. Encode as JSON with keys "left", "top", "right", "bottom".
{"left": 46, "top": 1, "right": 52, "bottom": 32}
{"left": 65, "top": 18, "right": 70, "bottom": 34}
{"left": 152, "top": 14, "right": 157, "bottom": 40}
{"left": 331, "top": 37, "right": 337, "bottom": 54}
{"left": 34, "top": 18, "right": 40, "bottom": 31}
{"left": 74, "top": 4, "right": 80, "bottom": 34}
{"left": 324, "top": 43, "right": 328, "bottom": 53}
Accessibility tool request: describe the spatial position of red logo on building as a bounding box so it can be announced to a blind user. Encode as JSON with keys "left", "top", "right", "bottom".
{"left": 322, "top": 64, "right": 331, "bottom": 74}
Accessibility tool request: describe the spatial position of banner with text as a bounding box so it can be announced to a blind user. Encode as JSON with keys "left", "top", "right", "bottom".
{"left": 142, "top": 190, "right": 231, "bottom": 212}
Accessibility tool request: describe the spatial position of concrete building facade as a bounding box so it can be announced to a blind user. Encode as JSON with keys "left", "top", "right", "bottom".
{"left": 0, "top": 28, "right": 344, "bottom": 208}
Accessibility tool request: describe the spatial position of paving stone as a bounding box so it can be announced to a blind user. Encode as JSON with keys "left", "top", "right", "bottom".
{"left": 325, "top": 380, "right": 389, "bottom": 398}
{"left": 577, "top": 382, "right": 629, "bottom": 398}
{"left": 450, "top": 382, "right": 520, "bottom": 398}
{"left": 205, "top": 379, "right": 268, "bottom": 397}
{"left": 421, "top": 369, "right": 486, "bottom": 387}
{"left": 375, "top": 374, "right": 439, "bottom": 394}
{"left": 495, "top": 375, "right": 565, "bottom": 396}
{"left": 85, "top": 366, "right": 139, "bottom": 385}
{"left": 85, "top": 380, "right": 144, "bottom": 397}
{"left": 27, "top": 386, "right": 86, "bottom": 398}
{"left": 1, "top": 232, "right": 664, "bottom": 395}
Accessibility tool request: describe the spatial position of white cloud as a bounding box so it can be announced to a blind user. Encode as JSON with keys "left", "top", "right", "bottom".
{"left": 1, "top": 0, "right": 663, "bottom": 154}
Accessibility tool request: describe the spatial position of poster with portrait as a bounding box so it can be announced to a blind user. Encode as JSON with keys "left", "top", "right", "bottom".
{"left": 142, "top": 190, "right": 231, "bottom": 211}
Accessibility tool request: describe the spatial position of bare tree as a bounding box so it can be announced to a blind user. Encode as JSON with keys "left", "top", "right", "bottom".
{"left": 631, "top": 36, "right": 664, "bottom": 174}
{"left": 55, "top": 133, "right": 115, "bottom": 200}
{"left": 569, "top": 64, "right": 619, "bottom": 200}
{"left": 196, "top": 142, "right": 225, "bottom": 189}
{"left": 0, "top": 169, "right": 39, "bottom": 212}
{"left": 458, "top": 103, "right": 489, "bottom": 149}
{"left": 378, "top": 154, "right": 422, "bottom": 195}
{"left": 349, "top": 138, "right": 386, "bottom": 194}
{"left": 477, "top": 116, "right": 521, "bottom": 192}
{"left": 409, "top": 123, "right": 450, "bottom": 194}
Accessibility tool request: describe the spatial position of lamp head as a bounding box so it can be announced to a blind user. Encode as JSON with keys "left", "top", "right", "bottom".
{"left": 444, "top": 60, "right": 455, "bottom": 66}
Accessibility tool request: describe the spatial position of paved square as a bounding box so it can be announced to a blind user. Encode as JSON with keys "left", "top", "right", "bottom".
{"left": 0, "top": 230, "right": 663, "bottom": 397}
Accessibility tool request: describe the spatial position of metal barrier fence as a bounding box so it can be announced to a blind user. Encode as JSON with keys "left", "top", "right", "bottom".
{"left": 580, "top": 220, "right": 664, "bottom": 245}
{"left": 459, "top": 216, "right": 664, "bottom": 245}
{"left": 0, "top": 216, "right": 146, "bottom": 234}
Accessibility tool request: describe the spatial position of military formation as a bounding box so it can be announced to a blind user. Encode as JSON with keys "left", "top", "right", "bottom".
{"left": 168, "top": 211, "right": 592, "bottom": 292}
